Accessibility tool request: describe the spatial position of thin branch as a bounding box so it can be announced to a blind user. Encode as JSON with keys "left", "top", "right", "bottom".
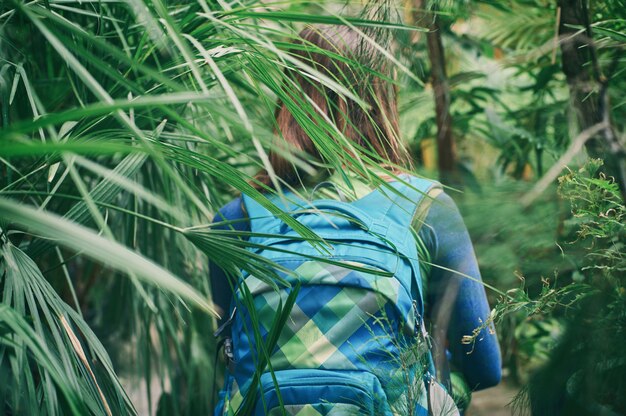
{"left": 520, "top": 122, "right": 608, "bottom": 208}
{"left": 551, "top": 7, "right": 562, "bottom": 64}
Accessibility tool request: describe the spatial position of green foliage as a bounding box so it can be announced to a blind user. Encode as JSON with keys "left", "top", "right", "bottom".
{"left": 478, "top": 161, "right": 626, "bottom": 414}
{"left": 559, "top": 159, "right": 626, "bottom": 276}
{"left": 0, "top": 238, "right": 134, "bottom": 415}
{"left": 517, "top": 161, "right": 625, "bottom": 415}
{"left": 460, "top": 159, "right": 626, "bottom": 397}
{"left": 0, "top": 0, "right": 425, "bottom": 413}
{"left": 513, "top": 317, "right": 563, "bottom": 384}
{"left": 416, "top": 3, "right": 626, "bottom": 403}
{"left": 0, "top": 0, "right": 624, "bottom": 412}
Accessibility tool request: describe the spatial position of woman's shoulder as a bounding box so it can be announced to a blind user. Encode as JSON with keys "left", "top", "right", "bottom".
{"left": 419, "top": 190, "right": 469, "bottom": 259}
{"left": 213, "top": 197, "right": 246, "bottom": 224}
{"left": 424, "top": 190, "right": 463, "bottom": 223}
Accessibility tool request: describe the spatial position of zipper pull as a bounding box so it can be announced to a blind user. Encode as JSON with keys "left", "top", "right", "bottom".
{"left": 223, "top": 337, "right": 235, "bottom": 367}
{"left": 412, "top": 300, "right": 432, "bottom": 350}
{"left": 214, "top": 307, "right": 237, "bottom": 338}
{"left": 412, "top": 300, "right": 421, "bottom": 337}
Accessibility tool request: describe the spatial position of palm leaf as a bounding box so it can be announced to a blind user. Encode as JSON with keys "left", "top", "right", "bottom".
{"left": 0, "top": 197, "right": 216, "bottom": 316}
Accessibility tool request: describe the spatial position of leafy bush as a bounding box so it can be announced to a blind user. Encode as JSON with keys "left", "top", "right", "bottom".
{"left": 504, "top": 160, "right": 626, "bottom": 415}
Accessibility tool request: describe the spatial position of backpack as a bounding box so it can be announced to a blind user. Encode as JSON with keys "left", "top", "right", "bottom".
{"left": 215, "top": 175, "right": 458, "bottom": 416}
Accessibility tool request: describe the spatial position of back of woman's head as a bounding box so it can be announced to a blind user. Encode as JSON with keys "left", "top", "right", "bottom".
{"left": 263, "top": 25, "right": 409, "bottom": 188}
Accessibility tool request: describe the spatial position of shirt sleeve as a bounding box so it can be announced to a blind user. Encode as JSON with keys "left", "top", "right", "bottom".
{"left": 421, "top": 192, "right": 502, "bottom": 390}
{"left": 209, "top": 197, "right": 249, "bottom": 323}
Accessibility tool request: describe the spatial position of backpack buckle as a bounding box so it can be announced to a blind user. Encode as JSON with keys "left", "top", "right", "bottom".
{"left": 215, "top": 308, "right": 237, "bottom": 371}
{"left": 224, "top": 337, "right": 235, "bottom": 364}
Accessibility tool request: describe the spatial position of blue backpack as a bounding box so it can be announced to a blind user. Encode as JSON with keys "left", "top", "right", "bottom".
{"left": 215, "top": 176, "right": 455, "bottom": 416}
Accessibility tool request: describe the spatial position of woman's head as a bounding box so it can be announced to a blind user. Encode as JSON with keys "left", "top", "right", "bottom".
{"left": 262, "top": 25, "right": 409, "bottom": 188}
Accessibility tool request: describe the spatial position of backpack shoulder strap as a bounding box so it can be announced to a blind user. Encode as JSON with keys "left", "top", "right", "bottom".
{"left": 353, "top": 176, "right": 440, "bottom": 227}
{"left": 352, "top": 175, "right": 441, "bottom": 313}
{"left": 412, "top": 185, "right": 444, "bottom": 235}
{"left": 243, "top": 190, "right": 379, "bottom": 237}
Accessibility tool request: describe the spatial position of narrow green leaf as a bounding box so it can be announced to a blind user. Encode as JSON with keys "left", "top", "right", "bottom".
{"left": 0, "top": 197, "right": 217, "bottom": 317}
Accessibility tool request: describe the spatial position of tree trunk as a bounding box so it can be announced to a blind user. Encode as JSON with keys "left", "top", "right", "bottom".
{"left": 412, "top": 1, "right": 460, "bottom": 186}
{"left": 558, "top": 0, "right": 626, "bottom": 200}
{"left": 425, "top": 15, "right": 459, "bottom": 187}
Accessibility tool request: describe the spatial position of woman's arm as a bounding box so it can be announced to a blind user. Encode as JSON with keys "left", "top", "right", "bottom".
{"left": 422, "top": 192, "right": 502, "bottom": 390}
{"left": 209, "top": 197, "right": 249, "bottom": 323}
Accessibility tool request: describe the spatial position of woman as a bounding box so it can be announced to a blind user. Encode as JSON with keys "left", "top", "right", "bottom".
{"left": 211, "top": 25, "right": 501, "bottom": 415}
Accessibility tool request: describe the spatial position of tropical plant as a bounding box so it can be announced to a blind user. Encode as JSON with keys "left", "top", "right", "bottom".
{"left": 516, "top": 160, "right": 626, "bottom": 415}
{"left": 1, "top": 0, "right": 625, "bottom": 414}
{"left": 397, "top": 1, "right": 626, "bottom": 403}
{"left": 0, "top": 0, "right": 427, "bottom": 414}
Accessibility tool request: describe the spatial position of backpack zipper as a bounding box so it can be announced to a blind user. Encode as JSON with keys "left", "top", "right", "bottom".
{"left": 215, "top": 307, "right": 237, "bottom": 368}
{"left": 413, "top": 300, "right": 431, "bottom": 350}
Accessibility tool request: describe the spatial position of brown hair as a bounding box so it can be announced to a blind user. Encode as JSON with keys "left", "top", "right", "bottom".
{"left": 257, "top": 25, "right": 410, "bottom": 188}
